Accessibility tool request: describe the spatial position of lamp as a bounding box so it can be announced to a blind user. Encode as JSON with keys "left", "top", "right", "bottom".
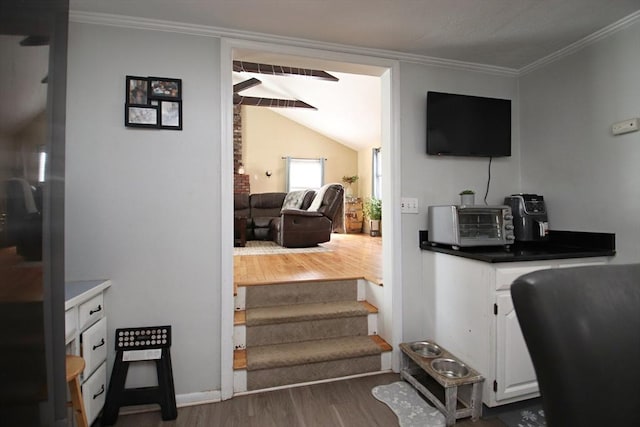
{"left": 265, "top": 170, "right": 272, "bottom": 177}
{"left": 237, "top": 163, "right": 245, "bottom": 175}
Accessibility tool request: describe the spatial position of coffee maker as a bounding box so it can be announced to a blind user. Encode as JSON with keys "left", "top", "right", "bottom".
{"left": 504, "top": 194, "right": 549, "bottom": 242}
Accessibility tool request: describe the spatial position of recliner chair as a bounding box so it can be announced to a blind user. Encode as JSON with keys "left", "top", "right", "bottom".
{"left": 275, "top": 183, "right": 344, "bottom": 248}
{"left": 511, "top": 264, "right": 640, "bottom": 427}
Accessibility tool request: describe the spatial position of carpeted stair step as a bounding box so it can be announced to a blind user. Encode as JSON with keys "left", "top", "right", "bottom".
{"left": 246, "top": 300, "right": 370, "bottom": 326}
{"left": 248, "top": 335, "right": 382, "bottom": 370}
{"left": 246, "top": 301, "right": 369, "bottom": 347}
{"left": 245, "top": 279, "right": 357, "bottom": 308}
{"left": 238, "top": 335, "right": 391, "bottom": 390}
{"left": 242, "top": 301, "right": 377, "bottom": 346}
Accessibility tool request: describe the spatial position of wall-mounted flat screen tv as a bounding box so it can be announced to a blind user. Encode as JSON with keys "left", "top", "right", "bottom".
{"left": 427, "top": 91, "right": 511, "bottom": 157}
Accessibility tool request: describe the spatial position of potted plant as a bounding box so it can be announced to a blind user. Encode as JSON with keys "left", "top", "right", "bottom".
{"left": 363, "top": 197, "right": 382, "bottom": 236}
{"left": 342, "top": 175, "right": 359, "bottom": 198}
{"left": 459, "top": 190, "right": 475, "bottom": 206}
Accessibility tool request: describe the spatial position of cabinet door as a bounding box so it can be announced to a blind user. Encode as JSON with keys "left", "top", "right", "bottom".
{"left": 495, "top": 293, "right": 539, "bottom": 402}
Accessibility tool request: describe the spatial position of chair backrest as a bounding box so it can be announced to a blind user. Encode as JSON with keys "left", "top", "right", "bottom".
{"left": 511, "top": 264, "right": 640, "bottom": 427}
{"left": 316, "top": 184, "right": 344, "bottom": 221}
{"left": 250, "top": 192, "right": 287, "bottom": 218}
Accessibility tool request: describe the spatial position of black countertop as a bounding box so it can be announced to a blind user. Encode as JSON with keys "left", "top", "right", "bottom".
{"left": 419, "top": 230, "right": 615, "bottom": 263}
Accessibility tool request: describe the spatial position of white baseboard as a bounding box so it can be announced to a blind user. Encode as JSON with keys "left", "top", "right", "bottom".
{"left": 176, "top": 390, "right": 222, "bottom": 407}
{"left": 118, "top": 390, "right": 223, "bottom": 416}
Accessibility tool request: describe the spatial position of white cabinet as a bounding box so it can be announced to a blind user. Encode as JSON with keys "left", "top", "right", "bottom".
{"left": 495, "top": 293, "right": 537, "bottom": 401}
{"left": 423, "top": 253, "right": 607, "bottom": 407}
{"left": 65, "top": 280, "right": 111, "bottom": 426}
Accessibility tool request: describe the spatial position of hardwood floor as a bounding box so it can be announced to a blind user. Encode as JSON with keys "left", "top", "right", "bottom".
{"left": 234, "top": 233, "right": 383, "bottom": 287}
{"left": 113, "top": 373, "right": 507, "bottom": 427}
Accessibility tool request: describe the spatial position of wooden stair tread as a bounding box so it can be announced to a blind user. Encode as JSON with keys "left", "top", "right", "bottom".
{"left": 234, "top": 349, "right": 247, "bottom": 370}
{"left": 371, "top": 335, "right": 392, "bottom": 352}
{"left": 234, "top": 311, "right": 245, "bottom": 326}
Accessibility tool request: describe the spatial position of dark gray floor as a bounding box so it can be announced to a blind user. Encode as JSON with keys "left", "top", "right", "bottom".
{"left": 109, "top": 373, "right": 507, "bottom": 427}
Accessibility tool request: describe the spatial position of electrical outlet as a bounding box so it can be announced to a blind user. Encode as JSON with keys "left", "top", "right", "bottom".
{"left": 612, "top": 118, "right": 639, "bottom": 135}
{"left": 401, "top": 197, "right": 419, "bottom": 214}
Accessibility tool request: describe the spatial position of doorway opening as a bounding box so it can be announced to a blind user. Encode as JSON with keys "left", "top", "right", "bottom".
{"left": 220, "top": 40, "right": 400, "bottom": 398}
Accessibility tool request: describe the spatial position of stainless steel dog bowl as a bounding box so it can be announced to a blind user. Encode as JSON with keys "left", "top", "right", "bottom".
{"left": 431, "top": 358, "right": 470, "bottom": 378}
{"left": 409, "top": 341, "right": 443, "bottom": 358}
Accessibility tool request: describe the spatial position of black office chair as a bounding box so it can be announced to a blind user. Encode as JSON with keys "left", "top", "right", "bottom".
{"left": 511, "top": 264, "right": 640, "bottom": 427}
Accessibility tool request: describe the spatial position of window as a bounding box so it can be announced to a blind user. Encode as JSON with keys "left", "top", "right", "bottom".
{"left": 372, "top": 147, "right": 382, "bottom": 200}
{"left": 285, "top": 157, "right": 325, "bottom": 192}
{"left": 38, "top": 146, "right": 46, "bottom": 183}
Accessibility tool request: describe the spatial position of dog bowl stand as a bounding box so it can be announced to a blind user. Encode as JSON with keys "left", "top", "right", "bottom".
{"left": 400, "top": 342, "right": 484, "bottom": 426}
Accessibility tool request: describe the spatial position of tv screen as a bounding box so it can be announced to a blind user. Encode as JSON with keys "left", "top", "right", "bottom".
{"left": 427, "top": 91, "right": 511, "bottom": 157}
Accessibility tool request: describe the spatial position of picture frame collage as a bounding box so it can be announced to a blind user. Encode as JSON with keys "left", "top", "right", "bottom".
{"left": 125, "top": 75, "right": 182, "bottom": 130}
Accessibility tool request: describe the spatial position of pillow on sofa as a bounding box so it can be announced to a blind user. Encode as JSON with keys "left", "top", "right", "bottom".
{"left": 281, "top": 190, "right": 309, "bottom": 212}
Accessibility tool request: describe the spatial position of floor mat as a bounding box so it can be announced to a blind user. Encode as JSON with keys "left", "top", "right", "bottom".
{"left": 371, "top": 381, "right": 445, "bottom": 427}
{"left": 497, "top": 403, "right": 546, "bottom": 427}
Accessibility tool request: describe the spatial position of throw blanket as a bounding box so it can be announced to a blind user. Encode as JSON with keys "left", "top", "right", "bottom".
{"left": 308, "top": 183, "right": 340, "bottom": 212}
{"left": 281, "top": 190, "right": 309, "bottom": 211}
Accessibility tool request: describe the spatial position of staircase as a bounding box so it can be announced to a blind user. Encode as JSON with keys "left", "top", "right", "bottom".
{"left": 233, "top": 279, "right": 391, "bottom": 392}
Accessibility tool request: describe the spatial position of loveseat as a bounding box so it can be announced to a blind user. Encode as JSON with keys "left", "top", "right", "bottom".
{"left": 234, "top": 184, "right": 344, "bottom": 247}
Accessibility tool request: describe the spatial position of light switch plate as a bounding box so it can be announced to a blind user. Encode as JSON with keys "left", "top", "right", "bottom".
{"left": 401, "top": 197, "right": 419, "bottom": 214}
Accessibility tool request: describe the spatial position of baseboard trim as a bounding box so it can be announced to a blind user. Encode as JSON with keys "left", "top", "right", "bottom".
{"left": 116, "top": 390, "right": 223, "bottom": 416}
{"left": 176, "top": 390, "right": 222, "bottom": 407}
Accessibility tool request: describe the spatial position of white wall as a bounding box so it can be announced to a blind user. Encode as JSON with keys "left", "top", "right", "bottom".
{"left": 398, "top": 62, "right": 520, "bottom": 342}
{"left": 242, "top": 106, "right": 358, "bottom": 194}
{"left": 520, "top": 20, "right": 640, "bottom": 263}
{"left": 65, "top": 23, "right": 222, "bottom": 394}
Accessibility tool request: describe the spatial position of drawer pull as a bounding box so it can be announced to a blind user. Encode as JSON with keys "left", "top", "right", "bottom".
{"left": 93, "top": 338, "right": 105, "bottom": 350}
{"left": 89, "top": 305, "right": 102, "bottom": 315}
{"left": 93, "top": 384, "right": 105, "bottom": 399}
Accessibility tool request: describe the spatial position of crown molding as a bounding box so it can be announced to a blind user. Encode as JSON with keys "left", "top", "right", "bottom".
{"left": 519, "top": 10, "right": 640, "bottom": 75}
{"left": 68, "top": 10, "right": 519, "bottom": 77}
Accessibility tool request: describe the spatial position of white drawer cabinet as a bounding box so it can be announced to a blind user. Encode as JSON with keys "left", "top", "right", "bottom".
{"left": 65, "top": 280, "right": 111, "bottom": 426}
{"left": 83, "top": 362, "right": 107, "bottom": 425}
{"left": 423, "top": 253, "right": 608, "bottom": 407}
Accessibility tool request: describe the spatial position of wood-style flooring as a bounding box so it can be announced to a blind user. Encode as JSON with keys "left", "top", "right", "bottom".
{"left": 112, "top": 373, "right": 507, "bottom": 427}
{"left": 234, "top": 232, "right": 383, "bottom": 287}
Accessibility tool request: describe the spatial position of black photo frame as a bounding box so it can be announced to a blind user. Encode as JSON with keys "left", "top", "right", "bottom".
{"left": 149, "top": 77, "right": 182, "bottom": 100}
{"left": 126, "top": 75, "right": 149, "bottom": 105}
{"left": 124, "top": 75, "right": 183, "bottom": 130}
{"left": 125, "top": 105, "right": 159, "bottom": 128}
{"left": 159, "top": 100, "right": 182, "bottom": 130}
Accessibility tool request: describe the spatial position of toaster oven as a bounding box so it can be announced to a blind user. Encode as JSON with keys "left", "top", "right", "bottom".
{"left": 427, "top": 205, "right": 515, "bottom": 248}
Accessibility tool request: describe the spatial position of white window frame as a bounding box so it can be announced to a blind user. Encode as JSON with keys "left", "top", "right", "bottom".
{"left": 285, "top": 157, "right": 325, "bottom": 192}
{"left": 372, "top": 147, "right": 382, "bottom": 200}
